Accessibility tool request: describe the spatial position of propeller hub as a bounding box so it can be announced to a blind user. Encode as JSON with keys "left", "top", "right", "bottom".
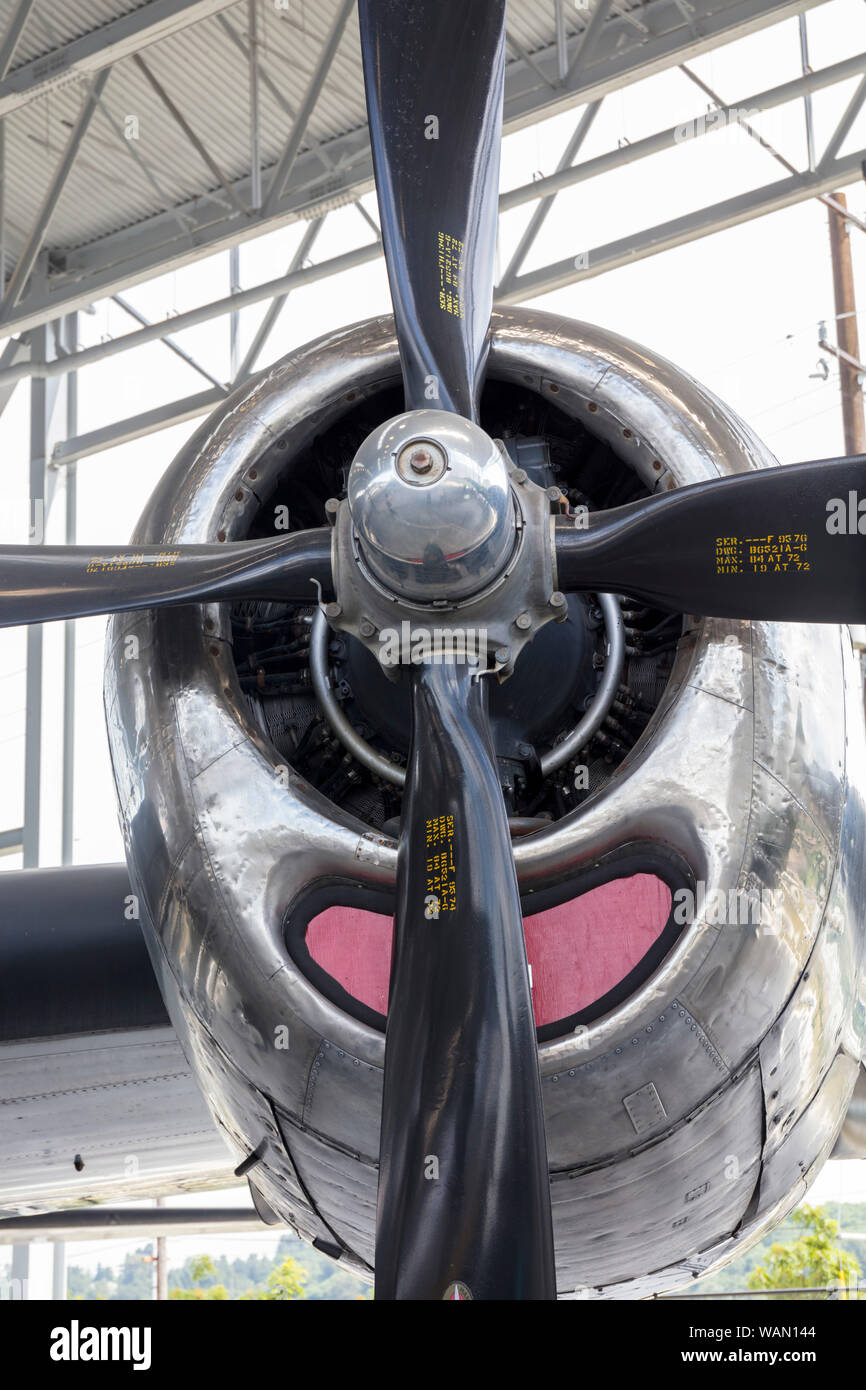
{"left": 347, "top": 410, "right": 515, "bottom": 603}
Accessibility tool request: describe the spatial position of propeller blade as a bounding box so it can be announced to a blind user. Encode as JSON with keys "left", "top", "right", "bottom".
{"left": 554, "top": 456, "right": 866, "bottom": 622}
{"left": 375, "top": 659, "right": 556, "bottom": 1301}
{"left": 358, "top": 0, "right": 506, "bottom": 420}
{"left": 0, "top": 529, "right": 333, "bottom": 628}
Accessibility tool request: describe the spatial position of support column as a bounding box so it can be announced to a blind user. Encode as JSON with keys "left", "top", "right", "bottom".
{"left": 229, "top": 246, "right": 241, "bottom": 380}
{"left": 10, "top": 1241, "right": 53, "bottom": 1299}
{"left": 52, "top": 1241, "right": 66, "bottom": 1301}
{"left": 61, "top": 312, "right": 78, "bottom": 866}
{"left": 23, "top": 268, "right": 75, "bottom": 868}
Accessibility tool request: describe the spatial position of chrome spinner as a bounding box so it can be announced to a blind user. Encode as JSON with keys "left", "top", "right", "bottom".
{"left": 333, "top": 408, "right": 564, "bottom": 678}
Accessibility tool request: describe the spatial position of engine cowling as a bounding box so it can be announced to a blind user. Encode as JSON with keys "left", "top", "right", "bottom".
{"left": 106, "top": 306, "right": 866, "bottom": 1296}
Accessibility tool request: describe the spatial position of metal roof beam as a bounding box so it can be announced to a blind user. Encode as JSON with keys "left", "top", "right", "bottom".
{"left": 94, "top": 93, "right": 195, "bottom": 241}
{"left": 0, "top": 331, "right": 28, "bottom": 419}
{"left": 0, "top": 826, "right": 24, "bottom": 856}
{"left": 217, "top": 11, "right": 337, "bottom": 180}
{"left": 566, "top": 0, "right": 614, "bottom": 86}
{"left": 0, "top": 0, "right": 36, "bottom": 83}
{"left": 51, "top": 384, "right": 225, "bottom": 464}
{"left": 0, "top": 68, "right": 112, "bottom": 316}
{"left": 499, "top": 49, "right": 866, "bottom": 213}
{"left": 246, "top": 0, "right": 261, "bottom": 212}
{"left": 1, "top": 239, "right": 380, "bottom": 389}
{"left": 819, "top": 72, "right": 866, "bottom": 168}
{"left": 4, "top": 49, "right": 865, "bottom": 378}
{"left": 133, "top": 54, "right": 249, "bottom": 220}
{"left": 261, "top": 0, "right": 355, "bottom": 217}
{"left": 0, "top": 0, "right": 241, "bottom": 118}
{"left": 43, "top": 145, "right": 866, "bottom": 459}
{"left": 499, "top": 98, "right": 603, "bottom": 290}
{"left": 234, "top": 217, "right": 324, "bottom": 380}
{"left": 111, "top": 292, "right": 228, "bottom": 391}
{"left": 497, "top": 148, "right": 866, "bottom": 302}
{"left": 0, "top": 0, "right": 833, "bottom": 337}
{"left": 503, "top": 0, "right": 827, "bottom": 133}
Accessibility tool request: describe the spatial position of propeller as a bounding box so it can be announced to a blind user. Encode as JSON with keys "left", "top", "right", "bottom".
{"left": 0, "top": 0, "right": 861, "bottom": 1311}
{"left": 358, "top": 0, "right": 557, "bottom": 1300}
{"left": 554, "top": 456, "right": 866, "bottom": 622}
{"left": 0, "top": 530, "right": 333, "bottom": 628}
{"left": 375, "top": 662, "right": 556, "bottom": 1300}
{"left": 358, "top": 0, "right": 505, "bottom": 420}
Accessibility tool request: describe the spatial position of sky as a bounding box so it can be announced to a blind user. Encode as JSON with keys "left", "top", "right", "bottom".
{"left": 1, "top": 0, "right": 866, "bottom": 1278}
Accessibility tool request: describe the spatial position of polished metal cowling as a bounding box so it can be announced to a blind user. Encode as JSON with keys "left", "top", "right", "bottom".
{"left": 106, "top": 308, "right": 866, "bottom": 1297}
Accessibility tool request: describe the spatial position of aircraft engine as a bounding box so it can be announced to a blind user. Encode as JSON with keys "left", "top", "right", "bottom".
{"left": 105, "top": 305, "right": 866, "bottom": 1296}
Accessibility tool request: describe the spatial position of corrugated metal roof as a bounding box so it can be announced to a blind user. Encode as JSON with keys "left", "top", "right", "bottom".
{"left": 0, "top": 0, "right": 813, "bottom": 297}
{"left": 9, "top": 0, "right": 149, "bottom": 68}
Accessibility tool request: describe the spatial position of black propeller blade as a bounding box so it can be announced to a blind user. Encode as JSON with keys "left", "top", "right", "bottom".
{"left": 0, "top": 530, "right": 333, "bottom": 628}
{"left": 376, "top": 661, "right": 556, "bottom": 1301}
{"left": 357, "top": 0, "right": 557, "bottom": 1301}
{"left": 554, "top": 456, "right": 866, "bottom": 622}
{"left": 358, "top": 0, "right": 505, "bottom": 420}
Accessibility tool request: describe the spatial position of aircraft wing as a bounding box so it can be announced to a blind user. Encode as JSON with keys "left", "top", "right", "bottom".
{"left": 0, "top": 866, "right": 235, "bottom": 1216}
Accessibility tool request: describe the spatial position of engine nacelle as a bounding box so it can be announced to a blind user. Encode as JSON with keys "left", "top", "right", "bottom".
{"left": 106, "top": 307, "right": 866, "bottom": 1296}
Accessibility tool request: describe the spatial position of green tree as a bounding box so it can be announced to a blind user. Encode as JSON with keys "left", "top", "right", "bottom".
{"left": 748, "top": 1205, "right": 862, "bottom": 1299}
{"left": 242, "top": 1256, "right": 307, "bottom": 1301}
{"left": 169, "top": 1254, "right": 230, "bottom": 1301}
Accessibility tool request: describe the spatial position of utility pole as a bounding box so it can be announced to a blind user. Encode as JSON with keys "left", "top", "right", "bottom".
{"left": 827, "top": 192, "right": 866, "bottom": 456}
{"left": 155, "top": 1197, "right": 168, "bottom": 1301}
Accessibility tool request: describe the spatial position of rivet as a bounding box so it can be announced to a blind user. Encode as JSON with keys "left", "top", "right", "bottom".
{"left": 588, "top": 402, "right": 599, "bottom": 413}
